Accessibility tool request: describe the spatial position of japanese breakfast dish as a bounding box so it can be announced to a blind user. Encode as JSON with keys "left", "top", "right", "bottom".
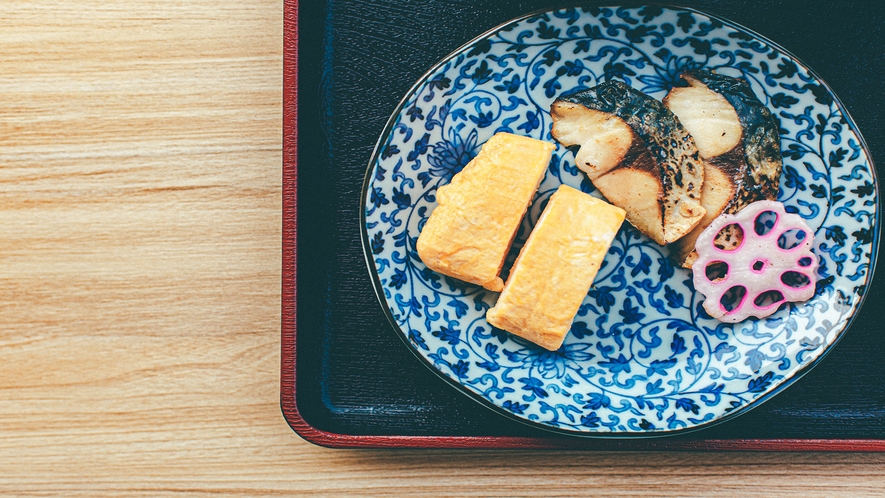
{"left": 416, "top": 69, "right": 817, "bottom": 351}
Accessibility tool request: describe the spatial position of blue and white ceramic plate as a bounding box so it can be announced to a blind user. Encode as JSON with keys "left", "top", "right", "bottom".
{"left": 361, "top": 6, "right": 878, "bottom": 436}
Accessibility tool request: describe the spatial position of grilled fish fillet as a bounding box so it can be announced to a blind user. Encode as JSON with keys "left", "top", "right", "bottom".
{"left": 416, "top": 132, "right": 554, "bottom": 292}
{"left": 551, "top": 80, "right": 706, "bottom": 245}
{"left": 665, "top": 70, "right": 783, "bottom": 267}
{"left": 486, "top": 185, "right": 625, "bottom": 351}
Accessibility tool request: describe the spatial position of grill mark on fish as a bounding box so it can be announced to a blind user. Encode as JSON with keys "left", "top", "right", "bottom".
{"left": 704, "top": 142, "right": 746, "bottom": 178}
{"left": 554, "top": 80, "right": 706, "bottom": 244}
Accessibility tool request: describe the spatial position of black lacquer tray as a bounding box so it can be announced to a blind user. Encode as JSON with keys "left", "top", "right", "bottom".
{"left": 282, "top": 0, "right": 885, "bottom": 449}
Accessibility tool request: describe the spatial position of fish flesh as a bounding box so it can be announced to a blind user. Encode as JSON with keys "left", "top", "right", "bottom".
{"left": 665, "top": 70, "right": 783, "bottom": 267}
{"left": 551, "top": 80, "right": 706, "bottom": 245}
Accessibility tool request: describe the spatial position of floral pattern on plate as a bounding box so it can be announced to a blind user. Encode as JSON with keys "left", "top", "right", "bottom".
{"left": 361, "top": 6, "right": 878, "bottom": 435}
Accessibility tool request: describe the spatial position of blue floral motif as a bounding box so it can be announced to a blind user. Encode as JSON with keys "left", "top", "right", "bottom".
{"left": 425, "top": 128, "right": 479, "bottom": 182}
{"left": 362, "top": 7, "right": 877, "bottom": 435}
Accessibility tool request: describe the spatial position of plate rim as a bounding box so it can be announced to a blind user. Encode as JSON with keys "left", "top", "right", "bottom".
{"left": 357, "top": 3, "right": 882, "bottom": 439}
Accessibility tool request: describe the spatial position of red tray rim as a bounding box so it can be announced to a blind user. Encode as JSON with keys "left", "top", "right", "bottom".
{"left": 279, "top": 0, "right": 885, "bottom": 451}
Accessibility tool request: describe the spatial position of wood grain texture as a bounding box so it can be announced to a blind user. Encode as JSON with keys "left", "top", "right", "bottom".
{"left": 0, "top": 1, "right": 883, "bottom": 496}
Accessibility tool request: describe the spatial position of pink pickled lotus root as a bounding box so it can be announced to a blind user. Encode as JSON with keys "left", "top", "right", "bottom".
{"left": 691, "top": 200, "right": 818, "bottom": 323}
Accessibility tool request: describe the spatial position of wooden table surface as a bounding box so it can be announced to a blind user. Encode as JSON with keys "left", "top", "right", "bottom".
{"left": 0, "top": 1, "right": 882, "bottom": 496}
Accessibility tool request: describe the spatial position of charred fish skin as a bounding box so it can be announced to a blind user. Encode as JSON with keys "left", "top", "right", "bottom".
{"left": 683, "top": 69, "right": 782, "bottom": 209}
{"left": 556, "top": 80, "right": 705, "bottom": 244}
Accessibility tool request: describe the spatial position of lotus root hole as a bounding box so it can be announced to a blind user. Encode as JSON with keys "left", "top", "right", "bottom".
{"left": 798, "top": 256, "right": 813, "bottom": 267}
{"left": 781, "top": 271, "right": 812, "bottom": 289}
{"left": 777, "top": 228, "right": 807, "bottom": 250}
{"left": 705, "top": 261, "right": 729, "bottom": 282}
{"left": 751, "top": 260, "right": 766, "bottom": 273}
{"left": 753, "top": 290, "right": 785, "bottom": 309}
{"left": 720, "top": 285, "right": 747, "bottom": 313}
{"left": 754, "top": 210, "right": 779, "bottom": 236}
{"left": 713, "top": 223, "right": 744, "bottom": 252}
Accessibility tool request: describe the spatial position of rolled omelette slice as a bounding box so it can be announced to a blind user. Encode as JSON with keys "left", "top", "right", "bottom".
{"left": 416, "top": 132, "right": 555, "bottom": 292}
{"left": 486, "top": 185, "right": 625, "bottom": 350}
